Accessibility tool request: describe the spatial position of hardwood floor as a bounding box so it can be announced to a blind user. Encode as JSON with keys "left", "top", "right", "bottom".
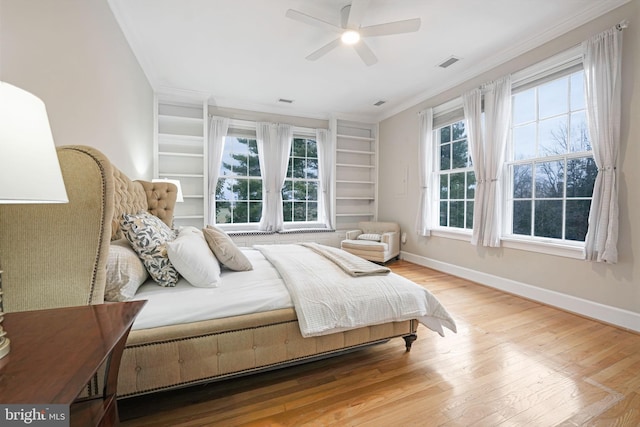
{"left": 118, "top": 261, "right": 640, "bottom": 426}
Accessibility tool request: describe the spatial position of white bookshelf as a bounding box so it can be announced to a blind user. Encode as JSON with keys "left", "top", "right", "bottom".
{"left": 332, "top": 119, "right": 378, "bottom": 231}
{"left": 154, "top": 95, "right": 208, "bottom": 228}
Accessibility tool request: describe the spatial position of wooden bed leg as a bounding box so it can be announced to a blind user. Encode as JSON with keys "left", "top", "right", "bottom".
{"left": 403, "top": 334, "right": 417, "bottom": 352}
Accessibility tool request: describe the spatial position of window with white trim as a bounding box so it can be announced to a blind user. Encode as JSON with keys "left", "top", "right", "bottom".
{"left": 506, "top": 69, "right": 596, "bottom": 242}
{"left": 215, "top": 135, "right": 262, "bottom": 225}
{"left": 427, "top": 48, "right": 597, "bottom": 254}
{"left": 214, "top": 123, "right": 323, "bottom": 228}
{"left": 282, "top": 137, "right": 320, "bottom": 223}
{"left": 436, "top": 120, "right": 475, "bottom": 230}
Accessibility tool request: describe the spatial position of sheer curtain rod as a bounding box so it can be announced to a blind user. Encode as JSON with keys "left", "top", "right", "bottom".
{"left": 211, "top": 116, "right": 318, "bottom": 135}
{"left": 616, "top": 19, "right": 629, "bottom": 31}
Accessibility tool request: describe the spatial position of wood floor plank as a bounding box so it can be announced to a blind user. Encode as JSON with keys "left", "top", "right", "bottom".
{"left": 119, "top": 260, "right": 640, "bottom": 426}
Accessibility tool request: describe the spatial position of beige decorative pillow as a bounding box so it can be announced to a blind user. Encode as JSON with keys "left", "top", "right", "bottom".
{"left": 202, "top": 225, "right": 253, "bottom": 271}
{"left": 105, "top": 238, "right": 149, "bottom": 301}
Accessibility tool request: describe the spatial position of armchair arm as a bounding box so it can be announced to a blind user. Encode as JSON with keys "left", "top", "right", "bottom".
{"left": 345, "top": 230, "right": 363, "bottom": 240}
{"left": 381, "top": 231, "right": 400, "bottom": 257}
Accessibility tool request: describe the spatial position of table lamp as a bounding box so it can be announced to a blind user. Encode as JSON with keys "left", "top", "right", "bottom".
{"left": 152, "top": 178, "right": 184, "bottom": 202}
{"left": 0, "top": 81, "right": 69, "bottom": 359}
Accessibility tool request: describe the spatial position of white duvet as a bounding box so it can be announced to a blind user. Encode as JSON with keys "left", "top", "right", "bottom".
{"left": 132, "top": 244, "right": 456, "bottom": 339}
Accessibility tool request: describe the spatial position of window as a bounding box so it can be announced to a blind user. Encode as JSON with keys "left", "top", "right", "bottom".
{"left": 507, "top": 70, "right": 596, "bottom": 242}
{"left": 215, "top": 136, "right": 262, "bottom": 224}
{"left": 214, "top": 127, "right": 323, "bottom": 228}
{"left": 282, "top": 137, "right": 320, "bottom": 223}
{"left": 436, "top": 120, "right": 475, "bottom": 230}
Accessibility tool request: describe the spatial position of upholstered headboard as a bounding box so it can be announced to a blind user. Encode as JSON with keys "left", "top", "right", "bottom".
{"left": 110, "top": 169, "right": 178, "bottom": 241}
{"left": 0, "top": 145, "right": 177, "bottom": 313}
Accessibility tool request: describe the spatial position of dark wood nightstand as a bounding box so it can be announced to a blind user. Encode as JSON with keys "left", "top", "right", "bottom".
{"left": 0, "top": 301, "right": 145, "bottom": 426}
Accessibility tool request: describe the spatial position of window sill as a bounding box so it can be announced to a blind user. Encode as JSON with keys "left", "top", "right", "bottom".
{"left": 501, "top": 236, "right": 585, "bottom": 259}
{"left": 430, "top": 228, "right": 472, "bottom": 242}
{"left": 429, "top": 228, "right": 585, "bottom": 259}
{"left": 278, "top": 228, "right": 334, "bottom": 234}
{"left": 215, "top": 223, "right": 333, "bottom": 236}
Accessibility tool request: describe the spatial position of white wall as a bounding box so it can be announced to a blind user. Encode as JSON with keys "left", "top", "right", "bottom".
{"left": 0, "top": 0, "right": 153, "bottom": 179}
{"left": 378, "top": 0, "right": 640, "bottom": 325}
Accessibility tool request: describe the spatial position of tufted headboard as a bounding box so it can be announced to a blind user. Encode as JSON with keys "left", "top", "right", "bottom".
{"left": 0, "top": 145, "right": 177, "bottom": 313}
{"left": 110, "top": 169, "right": 178, "bottom": 241}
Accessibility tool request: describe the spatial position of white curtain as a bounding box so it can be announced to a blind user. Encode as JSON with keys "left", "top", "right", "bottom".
{"left": 316, "top": 128, "right": 333, "bottom": 229}
{"left": 582, "top": 26, "right": 623, "bottom": 263}
{"left": 463, "top": 77, "right": 511, "bottom": 247}
{"left": 207, "top": 115, "right": 230, "bottom": 225}
{"left": 415, "top": 108, "right": 434, "bottom": 236}
{"left": 462, "top": 88, "right": 485, "bottom": 246}
{"left": 481, "top": 77, "right": 512, "bottom": 247}
{"left": 256, "top": 122, "right": 292, "bottom": 232}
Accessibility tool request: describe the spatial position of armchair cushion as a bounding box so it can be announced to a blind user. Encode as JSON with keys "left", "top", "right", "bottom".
{"left": 357, "top": 233, "right": 382, "bottom": 242}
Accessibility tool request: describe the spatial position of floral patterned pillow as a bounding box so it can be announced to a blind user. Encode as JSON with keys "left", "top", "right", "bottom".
{"left": 120, "top": 212, "right": 179, "bottom": 287}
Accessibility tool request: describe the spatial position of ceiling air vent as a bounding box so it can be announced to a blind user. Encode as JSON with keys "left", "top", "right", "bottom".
{"left": 278, "top": 98, "right": 294, "bottom": 104}
{"left": 373, "top": 100, "right": 386, "bottom": 106}
{"left": 438, "top": 56, "right": 461, "bottom": 69}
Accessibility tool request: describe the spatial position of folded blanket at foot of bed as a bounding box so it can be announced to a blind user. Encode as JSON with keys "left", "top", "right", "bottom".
{"left": 254, "top": 243, "right": 457, "bottom": 338}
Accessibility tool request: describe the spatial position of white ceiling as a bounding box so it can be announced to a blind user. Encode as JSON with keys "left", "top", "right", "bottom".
{"left": 108, "top": 0, "right": 628, "bottom": 122}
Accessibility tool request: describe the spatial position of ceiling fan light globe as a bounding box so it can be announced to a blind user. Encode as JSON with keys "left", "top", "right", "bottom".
{"left": 341, "top": 30, "right": 360, "bottom": 45}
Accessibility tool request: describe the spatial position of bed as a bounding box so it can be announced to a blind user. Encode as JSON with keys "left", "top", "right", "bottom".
{"left": 0, "top": 145, "right": 455, "bottom": 398}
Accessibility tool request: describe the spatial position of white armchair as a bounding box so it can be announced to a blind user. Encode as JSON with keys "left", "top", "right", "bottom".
{"left": 340, "top": 221, "right": 400, "bottom": 263}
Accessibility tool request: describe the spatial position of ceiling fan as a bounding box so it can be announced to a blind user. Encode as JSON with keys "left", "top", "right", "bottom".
{"left": 285, "top": 0, "right": 421, "bottom": 66}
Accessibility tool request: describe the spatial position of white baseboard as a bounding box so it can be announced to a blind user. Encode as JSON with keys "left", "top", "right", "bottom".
{"left": 400, "top": 251, "right": 640, "bottom": 333}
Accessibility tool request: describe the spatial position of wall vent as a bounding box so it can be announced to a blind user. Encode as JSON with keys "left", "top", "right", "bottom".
{"left": 373, "top": 100, "right": 386, "bottom": 106}
{"left": 278, "top": 98, "right": 294, "bottom": 104}
{"left": 438, "top": 56, "right": 461, "bottom": 68}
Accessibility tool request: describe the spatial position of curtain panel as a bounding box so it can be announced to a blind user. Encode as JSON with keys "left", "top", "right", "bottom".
{"left": 462, "top": 88, "right": 485, "bottom": 245}
{"left": 462, "top": 76, "right": 511, "bottom": 247}
{"left": 582, "top": 25, "right": 624, "bottom": 263}
{"left": 480, "top": 76, "right": 511, "bottom": 247}
{"left": 207, "top": 115, "right": 230, "bottom": 226}
{"left": 316, "top": 128, "right": 333, "bottom": 229}
{"left": 415, "top": 108, "right": 434, "bottom": 236}
{"left": 256, "top": 123, "right": 293, "bottom": 232}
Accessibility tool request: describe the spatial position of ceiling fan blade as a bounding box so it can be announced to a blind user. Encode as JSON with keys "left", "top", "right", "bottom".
{"left": 306, "top": 38, "right": 341, "bottom": 61}
{"left": 360, "top": 18, "right": 421, "bottom": 37}
{"left": 286, "top": 9, "right": 342, "bottom": 33}
{"left": 346, "top": 0, "right": 370, "bottom": 29}
{"left": 354, "top": 40, "right": 378, "bottom": 66}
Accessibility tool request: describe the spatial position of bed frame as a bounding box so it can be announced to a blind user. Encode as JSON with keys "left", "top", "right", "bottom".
{"left": 0, "top": 145, "right": 418, "bottom": 398}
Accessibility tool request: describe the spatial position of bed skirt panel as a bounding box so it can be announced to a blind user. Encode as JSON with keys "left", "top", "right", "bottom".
{"left": 118, "top": 312, "right": 417, "bottom": 397}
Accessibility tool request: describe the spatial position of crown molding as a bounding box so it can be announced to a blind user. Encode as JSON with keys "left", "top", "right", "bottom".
{"left": 374, "top": 0, "right": 631, "bottom": 123}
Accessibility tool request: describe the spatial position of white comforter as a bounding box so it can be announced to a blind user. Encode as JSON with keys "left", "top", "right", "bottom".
{"left": 254, "top": 244, "right": 456, "bottom": 338}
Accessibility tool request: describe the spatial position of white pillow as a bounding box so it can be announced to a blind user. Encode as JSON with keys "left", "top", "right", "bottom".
{"left": 105, "top": 238, "right": 149, "bottom": 301}
{"left": 167, "top": 226, "right": 221, "bottom": 288}
{"left": 357, "top": 233, "right": 382, "bottom": 242}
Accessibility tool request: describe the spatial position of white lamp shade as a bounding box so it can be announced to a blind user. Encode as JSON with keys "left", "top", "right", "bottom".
{"left": 152, "top": 178, "right": 184, "bottom": 202}
{"left": 0, "top": 82, "right": 68, "bottom": 204}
